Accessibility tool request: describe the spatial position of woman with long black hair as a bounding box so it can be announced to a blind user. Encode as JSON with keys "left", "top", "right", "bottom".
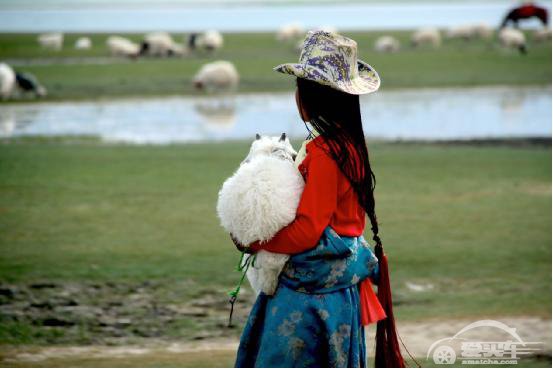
{"left": 233, "top": 30, "right": 405, "bottom": 368}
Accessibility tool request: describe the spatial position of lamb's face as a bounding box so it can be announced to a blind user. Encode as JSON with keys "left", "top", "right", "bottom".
{"left": 242, "top": 133, "right": 297, "bottom": 165}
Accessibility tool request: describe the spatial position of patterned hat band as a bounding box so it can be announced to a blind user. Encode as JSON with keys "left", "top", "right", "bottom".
{"left": 274, "top": 30, "right": 380, "bottom": 95}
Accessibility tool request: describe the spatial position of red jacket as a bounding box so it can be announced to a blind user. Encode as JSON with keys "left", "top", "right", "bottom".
{"left": 250, "top": 135, "right": 366, "bottom": 254}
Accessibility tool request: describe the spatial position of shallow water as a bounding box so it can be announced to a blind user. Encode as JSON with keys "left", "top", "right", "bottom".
{"left": 0, "top": 86, "right": 550, "bottom": 144}
{"left": 0, "top": 1, "right": 548, "bottom": 32}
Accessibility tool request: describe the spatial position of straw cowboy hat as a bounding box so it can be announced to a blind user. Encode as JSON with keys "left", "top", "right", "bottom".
{"left": 274, "top": 30, "right": 381, "bottom": 95}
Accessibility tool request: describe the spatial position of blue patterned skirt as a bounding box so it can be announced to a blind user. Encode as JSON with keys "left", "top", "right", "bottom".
{"left": 235, "top": 227, "right": 379, "bottom": 368}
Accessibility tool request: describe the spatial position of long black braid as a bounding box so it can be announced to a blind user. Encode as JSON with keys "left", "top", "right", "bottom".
{"left": 296, "top": 77, "right": 381, "bottom": 246}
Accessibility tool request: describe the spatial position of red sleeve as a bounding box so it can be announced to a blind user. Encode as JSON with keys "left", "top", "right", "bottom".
{"left": 249, "top": 152, "right": 338, "bottom": 254}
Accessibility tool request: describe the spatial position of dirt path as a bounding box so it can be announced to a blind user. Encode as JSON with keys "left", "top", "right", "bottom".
{"left": 2, "top": 317, "right": 550, "bottom": 367}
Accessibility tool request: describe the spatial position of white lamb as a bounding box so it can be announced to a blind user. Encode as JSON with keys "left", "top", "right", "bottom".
{"left": 217, "top": 133, "right": 304, "bottom": 295}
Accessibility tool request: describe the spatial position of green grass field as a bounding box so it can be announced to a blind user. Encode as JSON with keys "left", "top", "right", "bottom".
{"left": 0, "top": 140, "right": 550, "bottom": 311}
{"left": 0, "top": 30, "right": 551, "bottom": 101}
{"left": 0, "top": 139, "right": 551, "bottom": 367}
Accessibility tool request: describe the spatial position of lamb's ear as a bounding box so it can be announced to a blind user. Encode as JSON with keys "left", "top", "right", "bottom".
{"left": 255, "top": 133, "right": 261, "bottom": 140}
{"left": 279, "top": 132, "right": 287, "bottom": 142}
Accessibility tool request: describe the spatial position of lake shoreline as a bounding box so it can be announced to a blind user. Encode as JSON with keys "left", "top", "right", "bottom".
{"left": 1, "top": 86, "right": 549, "bottom": 143}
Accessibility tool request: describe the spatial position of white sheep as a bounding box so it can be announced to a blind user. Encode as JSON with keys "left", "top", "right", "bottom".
{"left": 141, "top": 32, "right": 186, "bottom": 57}
{"left": 193, "top": 60, "right": 239, "bottom": 94}
{"left": 411, "top": 27, "right": 442, "bottom": 48}
{"left": 446, "top": 25, "right": 475, "bottom": 41}
{"left": 374, "top": 35, "right": 400, "bottom": 53}
{"left": 446, "top": 24, "right": 493, "bottom": 41}
{"left": 217, "top": 133, "right": 303, "bottom": 295}
{"left": 534, "top": 27, "right": 552, "bottom": 42}
{"left": 471, "top": 23, "right": 493, "bottom": 40}
{"left": 498, "top": 28, "right": 527, "bottom": 54}
{"left": 277, "top": 23, "right": 305, "bottom": 42}
{"left": 106, "top": 36, "right": 140, "bottom": 58}
{"left": 38, "top": 32, "right": 63, "bottom": 51}
{"left": 0, "top": 63, "right": 16, "bottom": 100}
{"left": 0, "top": 63, "right": 46, "bottom": 99}
{"left": 193, "top": 30, "right": 224, "bottom": 52}
{"left": 74, "top": 37, "right": 92, "bottom": 50}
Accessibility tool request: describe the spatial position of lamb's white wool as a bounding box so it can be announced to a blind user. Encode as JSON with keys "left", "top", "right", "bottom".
{"left": 498, "top": 28, "right": 526, "bottom": 52}
{"left": 217, "top": 135, "right": 303, "bottom": 295}
{"left": 374, "top": 35, "right": 400, "bottom": 53}
{"left": 277, "top": 23, "right": 305, "bottom": 42}
{"left": 0, "top": 63, "right": 16, "bottom": 100}
{"left": 193, "top": 61, "right": 239, "bottom": 94}
{"left": 411, "top": 27, "right": 441, "bottom": 48}
{"left": 38, "top": 33, "right": 63, "bottom": 51}
{"left": 195, "top": 30, "right": 224, "bottom": 51}
{"left": 106, "top": 36, "right": 140, "bottom": 57}
{"left": 75, "top": 37, "right": 92, "bottom": 50}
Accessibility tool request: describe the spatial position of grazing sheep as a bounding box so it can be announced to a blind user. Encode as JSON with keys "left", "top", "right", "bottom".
{"left": 193, "top": 61, "right": 239, "bottom": 94}
{"left": 0, "top": 63, "right": 46, "bottom": 99}
{"left": 276, "top": 23, "right": 305, "bottom": 42}
{"left": 534, "top": 27, "right": 552, "bottom": 42}
{"left": 217, "top": 133, "right": 303, "bottom": 295}
{"left": 374, "top": 35, "right": 400, "bottom": 53}
{"left": 38, "top": 32, "right": 63, "bottom": 51}
{"left": 106, "top": 36, "right": 140, "bottom": 58}
{"left": 74, "top": 37, "right": 92, "bottom": 50}
{"left": 411, "top": 27, "right": 442, "bottom": 48}
{"left": 498, "top": 28, "right": 527, "bottom": 54}
{"left": 446, "top": 24, "right": 493, "bottom": 41}
{"left": 191, "top": 30, "right": 224, "bottom": 52}
{"left": 0, "top": 63, "right": 16, "bottom": 100}
{"left": 140, "top": 32, "right": 186, "bottom": 57}
{"left": 446, "top": 25, "right": 475, "bottom": 41}
{"left": 471, "top": 23, "right": 493, "bottom": 40}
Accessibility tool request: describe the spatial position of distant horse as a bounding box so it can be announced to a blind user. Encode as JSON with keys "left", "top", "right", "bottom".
{"left": 500, "top": 4, "right": 549, "bottom": 28}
